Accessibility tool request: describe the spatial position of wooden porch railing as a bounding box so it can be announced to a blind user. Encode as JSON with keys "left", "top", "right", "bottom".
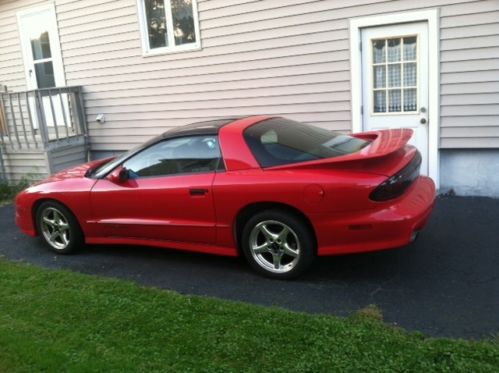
{"left": 0, "top": 86, "right": 88, "bottom": 152}
{"left": 0, "top": 86, "right": 89, "bottom": 183}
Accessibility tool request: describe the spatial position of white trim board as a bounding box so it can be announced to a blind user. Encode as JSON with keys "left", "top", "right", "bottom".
{"left": 349, "top": 9, "right": 440, "bottom": 188}
{"left": 136, "top": 0, "right": 202, "bottom": 56}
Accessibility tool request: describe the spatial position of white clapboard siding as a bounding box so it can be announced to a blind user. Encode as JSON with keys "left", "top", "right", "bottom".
{"left": 0, "top": 0, "right": 498, "bottom": 153}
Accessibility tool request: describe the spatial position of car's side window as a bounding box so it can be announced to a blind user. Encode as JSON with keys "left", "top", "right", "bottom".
{"left": 122, "top": 135, "right": 223, "bottom": 178}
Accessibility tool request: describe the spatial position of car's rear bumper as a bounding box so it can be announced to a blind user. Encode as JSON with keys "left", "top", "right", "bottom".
{"left": 313, "top": 176, "right": 436, "bottom": 256}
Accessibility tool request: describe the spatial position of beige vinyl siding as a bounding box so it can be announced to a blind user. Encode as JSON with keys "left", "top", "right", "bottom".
{"left": 0, "top": 0, "right": 49, "bottom": 92}
{"left": 439, "top": 1, "right": 499, "bottom": 148}
{"left": 56, "top": 0, "right": 359, "bottom": 150}
{"left": 2, "top": 150, "right": 49, "bottom": 182}
{"left": 0, "top": 144, "right": 86, "bottom": 182}
{"left": 0, "top": 0, "right": 498, "bottom": 152}
{"left": 49, "top": 142, "right": 87, "bottom": 173}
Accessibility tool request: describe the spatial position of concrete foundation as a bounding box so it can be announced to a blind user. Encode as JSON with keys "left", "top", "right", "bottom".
{"left": 439, "top": 149, "right": 499, "bottom": 198}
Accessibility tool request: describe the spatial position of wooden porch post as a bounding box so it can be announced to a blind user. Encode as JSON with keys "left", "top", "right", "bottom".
{"left": 0, "top": 146, "right": 6, "bottom": 183}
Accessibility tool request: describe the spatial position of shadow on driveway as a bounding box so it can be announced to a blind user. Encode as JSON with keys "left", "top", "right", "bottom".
{"left": 1, "top": 196, "right": 498, "bottom": 339}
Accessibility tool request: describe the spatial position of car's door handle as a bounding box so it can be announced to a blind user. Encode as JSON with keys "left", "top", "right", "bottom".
{"left": 189, "top": 188, "right": 209, "bottom": 196}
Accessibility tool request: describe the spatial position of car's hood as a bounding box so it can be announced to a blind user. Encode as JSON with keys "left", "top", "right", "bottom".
{"left": 32, "top": 158, "right": 113, "bottom": 186}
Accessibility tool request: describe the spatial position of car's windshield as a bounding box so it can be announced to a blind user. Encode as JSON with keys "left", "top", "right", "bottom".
{"left": 244, "top": 118, "right": 370, "bottom": 168}
{"left": 90, "top": 135, "right": 162, "bottom": 178}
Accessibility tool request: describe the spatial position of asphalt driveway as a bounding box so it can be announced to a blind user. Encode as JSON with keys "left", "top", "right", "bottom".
{"left": 1, "top": 196, "right": 498, "bottom": 339}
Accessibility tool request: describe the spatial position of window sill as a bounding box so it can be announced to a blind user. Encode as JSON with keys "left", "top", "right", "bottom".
{"left": 141, "top": 44, "right": 202, "bottom": 58}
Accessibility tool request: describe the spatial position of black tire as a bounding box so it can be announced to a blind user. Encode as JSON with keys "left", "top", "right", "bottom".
{"left": 241, "top": 210, "right": 316, "bottom": 279}
{"left": 35, "top": 201, "right": 83, "bottom": 254}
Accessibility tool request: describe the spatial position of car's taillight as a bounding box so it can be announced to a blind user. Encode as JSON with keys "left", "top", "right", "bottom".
{"left": 370, "top": 151, "right": 422, "bottom": 201}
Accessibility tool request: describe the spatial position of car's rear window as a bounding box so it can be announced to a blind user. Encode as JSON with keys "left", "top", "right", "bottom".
{"left": 244, "top": 118, "right": 370, "bottom": 168}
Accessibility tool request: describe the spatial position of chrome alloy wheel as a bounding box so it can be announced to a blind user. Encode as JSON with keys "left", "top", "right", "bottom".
{"left": 40, "top": 207, "right": 71, "bottom": 250}
{"left": 248, "top": 220, "right": 301, "bottom": 274}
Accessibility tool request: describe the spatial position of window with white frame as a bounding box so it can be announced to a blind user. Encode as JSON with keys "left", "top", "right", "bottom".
{"left": 138, "top": 0, "right": 200, "bottom": 54}
{"left": 372, "top": 36, "right": 418, "bottom": 113}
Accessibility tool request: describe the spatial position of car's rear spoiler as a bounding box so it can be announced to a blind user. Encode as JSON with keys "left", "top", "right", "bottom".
{"left": 267, "top": 128, "right": 414, "bottom": 172}
{"left": 351, "top": 128, "right": 413, "bottom": 159}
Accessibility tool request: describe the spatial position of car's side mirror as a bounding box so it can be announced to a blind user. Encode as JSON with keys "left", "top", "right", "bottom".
{"left": 108, "top": 166, "right": 129, "bottom": 183}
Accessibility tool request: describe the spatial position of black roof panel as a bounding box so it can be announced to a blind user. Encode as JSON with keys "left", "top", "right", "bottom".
{"left": 161, "top": 116, "right": 247, "bottom": 139}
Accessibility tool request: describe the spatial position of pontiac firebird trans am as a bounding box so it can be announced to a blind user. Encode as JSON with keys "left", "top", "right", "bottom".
{"left": 16, "top": 116, "right": 435, "bottom": 279}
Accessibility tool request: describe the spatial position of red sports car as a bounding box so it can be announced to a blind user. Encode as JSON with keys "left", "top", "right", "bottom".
{"left": 16, "top": 116, "right": 435, "bottom": 279}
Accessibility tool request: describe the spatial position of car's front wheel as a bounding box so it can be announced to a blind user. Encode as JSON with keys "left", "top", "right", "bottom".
{"left": 36, "top": 201, "right": 83, "bottom": 254}
{"left": 241, "top": 210, "right": 316, "bottom": 279}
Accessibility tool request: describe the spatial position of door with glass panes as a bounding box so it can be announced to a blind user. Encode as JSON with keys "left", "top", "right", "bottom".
{"left": 17, "top": 4, "right": 69, "bottom": 129}
{"left": 361, "top": 22, "right": 429, "bottom": 175}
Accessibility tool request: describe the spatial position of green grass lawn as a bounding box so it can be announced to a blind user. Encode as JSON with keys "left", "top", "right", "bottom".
{"left": 0, "top": 259, "right": 498, "bottom": 372}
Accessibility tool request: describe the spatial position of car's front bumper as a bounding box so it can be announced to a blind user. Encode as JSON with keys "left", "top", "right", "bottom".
{"left": 313, "top": 176, "right": 436, "bottom": 256}
{"left": 15, "top": 193, "right": 37, "bottom": 237}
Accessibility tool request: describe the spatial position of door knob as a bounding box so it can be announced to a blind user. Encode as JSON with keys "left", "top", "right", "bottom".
{"left": 420, "top": 107, "right": 427, "bottom": 113}
{"left": 420, "top": 118, "right": 427, "bottom": 124}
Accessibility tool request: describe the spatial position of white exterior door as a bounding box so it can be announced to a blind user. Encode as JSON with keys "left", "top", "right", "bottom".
{"left": 361, "top": 22, "right": 429, "bottom": 174}
{"left": 17, "top": 4, "right": 68, "bottom": 128}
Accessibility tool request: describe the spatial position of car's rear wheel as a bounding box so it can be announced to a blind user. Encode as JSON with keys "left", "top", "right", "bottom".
{"left": 36, "top": 201, "right": 83, "bottom": 254}
{"left": 241, "top": 210, "right": 316, "bottom": 279}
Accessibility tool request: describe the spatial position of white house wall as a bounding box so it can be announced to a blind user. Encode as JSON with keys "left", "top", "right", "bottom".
{"left": 0, "top": 0, "right": 498, "bottom": 155}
